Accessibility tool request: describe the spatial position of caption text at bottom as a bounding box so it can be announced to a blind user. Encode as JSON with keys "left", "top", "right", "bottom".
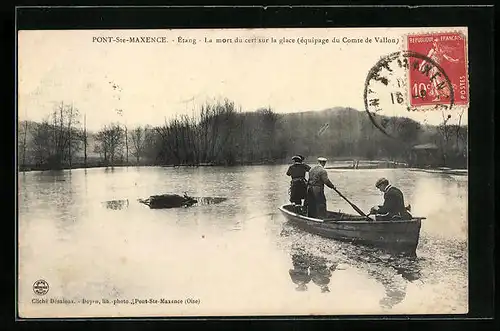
{"left": 32, "top": 298, "right": 200, "bottom": 305}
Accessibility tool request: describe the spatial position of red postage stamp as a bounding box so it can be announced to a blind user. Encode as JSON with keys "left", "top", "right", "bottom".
{"left": 407, "top": 32, "right": 469, "bottom": 107}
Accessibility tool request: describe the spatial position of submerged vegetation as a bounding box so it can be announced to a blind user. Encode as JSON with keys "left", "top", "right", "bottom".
{"left": 18, "top": 98, "right": 467, "bottom": 171}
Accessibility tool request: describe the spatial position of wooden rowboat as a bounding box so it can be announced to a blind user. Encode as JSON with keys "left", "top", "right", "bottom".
{"left": 278, "top": 204, "right": 423, "bottom": 255}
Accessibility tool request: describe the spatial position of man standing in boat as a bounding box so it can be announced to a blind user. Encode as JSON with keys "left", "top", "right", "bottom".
{"left": 286, "top": 155, "right": 311, "bottom": 212}
{"left": 306, "top": 157, "right": 336, "bottom": 219}
{"left": 370, "top": 178, "right": 412, "bottom": 221}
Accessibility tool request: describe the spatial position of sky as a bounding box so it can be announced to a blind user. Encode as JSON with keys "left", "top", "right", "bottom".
{"left": 18, "top": 27, "right": 468, "bottom": 131}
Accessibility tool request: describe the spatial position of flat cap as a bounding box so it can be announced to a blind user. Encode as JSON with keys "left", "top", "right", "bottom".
{"left": 375, "top": 177, "right": 389, "bottom": 187}
{"left": 317, "top": 157, "right": 327, "bottom": 162}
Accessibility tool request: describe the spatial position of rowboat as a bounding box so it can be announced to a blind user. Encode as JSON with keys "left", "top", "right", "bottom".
{"left": 278, "top": 204, "right": 423, "bottom": 255}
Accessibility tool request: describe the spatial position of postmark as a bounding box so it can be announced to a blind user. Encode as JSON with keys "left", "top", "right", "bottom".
{"left": 406, "top": 32, "right": 468, "bottom": 107}
{"left": 364, "top": 50, "right": 455, "bottom": 138}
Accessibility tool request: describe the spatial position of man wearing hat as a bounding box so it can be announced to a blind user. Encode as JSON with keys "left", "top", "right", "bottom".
{"left": 306, "top": 157, "right": 336, "bottom": 218}
{"left": 370, "top": 178, "right": 412, "bottom": 221}
{"left": 286, "top": 155, "right": 311, "bottom": 211}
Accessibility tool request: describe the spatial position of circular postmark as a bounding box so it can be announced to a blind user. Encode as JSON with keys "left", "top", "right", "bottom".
{"left": 364, "top": 50, "right": 455, "bottom": 139}
{"left": 33, "top": 279, "right": 49, "bottom": 295}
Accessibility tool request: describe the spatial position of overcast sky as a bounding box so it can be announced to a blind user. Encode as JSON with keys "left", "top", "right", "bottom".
{"left": 18, "top": 27, "right": 468, "bottom": 131}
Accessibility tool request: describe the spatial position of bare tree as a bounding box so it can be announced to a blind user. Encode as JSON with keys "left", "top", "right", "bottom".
{"left": 26, "top": 102, "right": 81, "bottom": 169}
{"left": 437, "top": 112, "right": 453, "bottom": 166}
{"left": 124, "top": 124, "right": 129, "bottom": 164}
{"left": 455, "top": 109, "right": 467, "bottom": 155}
{"left": 51, "top": 102, "right": 64, "bottom": 167}
{"left": 95, "top": 128, "right": 109, "bottom": 165}
{"left": 66, "top": 104, "right": 75, "bottom": 168}
{"left": 130, "top": 126, "right": 145, "bottom": 163}
{"left": 66, "top": 104, "right": 82, "bottom": 169}
{"left": 93, "top": 140, "right": 105, "bottom": 161}
{"left": 83, "top": 114, "right": 88, "bottom": 167}
{"left": 95, "top": 123, "right": 124, "bottom": 167}
{"left": 142, "top": 125, "right": 159, "bottom": 162}
{"left": 18, "top": 120, "right": 29, "bottom": 171}
{"left": 31, "top": 118, "right": 53, "bottom": 166}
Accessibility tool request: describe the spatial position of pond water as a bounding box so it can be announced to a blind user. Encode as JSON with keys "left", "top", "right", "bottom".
{"left": 18, "top": 165, "right": 468, "bottom": 317}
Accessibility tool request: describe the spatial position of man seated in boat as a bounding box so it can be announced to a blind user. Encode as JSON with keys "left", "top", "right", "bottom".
{"left": 286, "top": 155, "right": 311, "bottom": 212}
{"left": 306, "top": 157, "right": 336, "bottom": 219}
{"left": 370, "top": 178, "right": 412, "bottom": 221}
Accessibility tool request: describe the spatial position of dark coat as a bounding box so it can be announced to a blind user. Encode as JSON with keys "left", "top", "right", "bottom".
{"left": 377, "top": 186, "right": 411, "bottom": 219}
{"left": 286, "top": 163, "right": 311, "bottom": 179}
{"left": 287, "top": 163, "right": 311, "bottom": 204}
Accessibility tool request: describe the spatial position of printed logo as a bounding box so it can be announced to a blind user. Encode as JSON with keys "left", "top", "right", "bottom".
{"left": 33, "top": 279, "right": 49, "bottom": 295}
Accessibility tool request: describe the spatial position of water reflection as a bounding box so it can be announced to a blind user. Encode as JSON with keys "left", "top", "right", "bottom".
{"left": 102, "top": 199, "right": 130, "bottom": 210}
{"left": 288, "top": 246, "right": 338, "bottom": 293}
{"left": 340, "top": 245, "right": 423, "bottom": 310}
{"left": 103, "top": 167, "right": 116, "bottom": 173}
{"left": 103, "top": 197, "right": 227, "bottom": 211}
{"left": 193, "top": 197, "right": 228, "bottom": 206}
{"left": 284, "top": 221, "right": 424, "bottom": 309}
{"left": 378, "top": 280, "right": 407, "bottom": 309}
{"left": 364, "top": 261, "right": 415, "bottom": 309}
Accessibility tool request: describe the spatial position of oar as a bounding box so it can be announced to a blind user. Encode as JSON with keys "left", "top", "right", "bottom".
{"left": 331, "top": 186, "right": 372, "bottom": 220}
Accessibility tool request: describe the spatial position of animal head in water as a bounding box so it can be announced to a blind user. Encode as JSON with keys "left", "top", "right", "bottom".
{"left": 182, "top": 195, "right": 198, "bottom": 206}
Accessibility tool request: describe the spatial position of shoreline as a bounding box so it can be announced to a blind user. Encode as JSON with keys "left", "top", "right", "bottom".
{"left": 18, "top": 161, "right": 467, "bottom": 173}
{"left": 408, "top": 168, "right": 468, "bottom": 176}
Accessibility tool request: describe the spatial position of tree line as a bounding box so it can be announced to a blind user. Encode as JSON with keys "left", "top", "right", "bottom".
{"left": 18, "top": 99, "right": 468, "bottom": 171}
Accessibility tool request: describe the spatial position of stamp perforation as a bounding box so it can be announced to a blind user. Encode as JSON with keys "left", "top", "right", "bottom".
{"left": 403, "top": 30, "right": 469, "bottom": 110}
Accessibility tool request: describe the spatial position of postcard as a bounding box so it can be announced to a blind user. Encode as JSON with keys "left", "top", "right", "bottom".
{"left": 17, "top": 26, "right": 469, "bottom": 318}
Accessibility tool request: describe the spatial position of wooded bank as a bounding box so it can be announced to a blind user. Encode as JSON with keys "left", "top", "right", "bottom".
{"left": 18, "top": 99, "right": 467, "bottom": 171}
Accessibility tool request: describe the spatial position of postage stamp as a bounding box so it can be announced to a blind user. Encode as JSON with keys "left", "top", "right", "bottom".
{"left": 406, "top": 32, "right": 469, "bottom": 107}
